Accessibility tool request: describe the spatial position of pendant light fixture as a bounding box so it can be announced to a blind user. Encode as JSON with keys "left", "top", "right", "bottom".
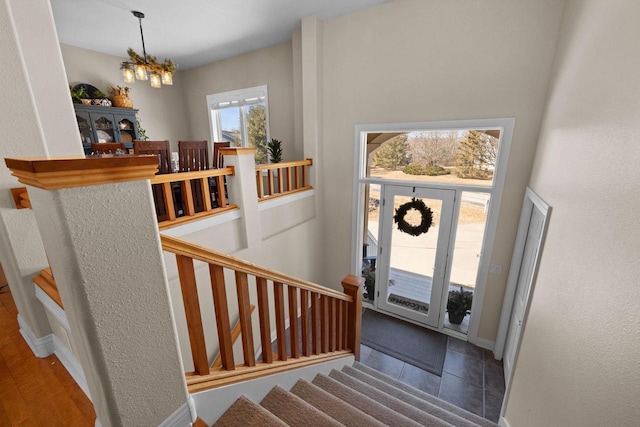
{"left": 120, "top": 11, "right": 176, "bottom": 88}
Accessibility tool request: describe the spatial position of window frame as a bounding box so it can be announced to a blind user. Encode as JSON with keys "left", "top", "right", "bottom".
{"left": 206, "top": 85, "right": 271, "bottom": 161}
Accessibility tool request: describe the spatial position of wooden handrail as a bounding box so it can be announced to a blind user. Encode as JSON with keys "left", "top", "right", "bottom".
{"left": 149, "top": 167, "right": 237, "bottom": 229}
{"left": 161, "top": 234, "right": 351, "bottom": 302}
{"left": 162, "top": 234, "right": 362, "bottom": 392}
{"left": 30, "top": 235, "right": 363, "bottom": 394}
{"left": 149, "top": 167, "right": 234, "bottom": 184}
{"left": 256, "top": 159, "right": 313, "bottom": 201}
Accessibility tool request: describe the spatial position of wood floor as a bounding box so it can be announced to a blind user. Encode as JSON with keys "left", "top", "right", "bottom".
{"left": 0, "top": 288, "right": 95, "bottom": 426}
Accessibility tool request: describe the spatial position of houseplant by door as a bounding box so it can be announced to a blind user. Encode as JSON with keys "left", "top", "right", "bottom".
{"left": 447, "top": 286, "right": 473, "bottom": 324}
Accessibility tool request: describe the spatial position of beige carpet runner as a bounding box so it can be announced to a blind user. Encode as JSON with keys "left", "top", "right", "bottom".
{"left": 213, "top": 362, "right": 497, "bottom": 427}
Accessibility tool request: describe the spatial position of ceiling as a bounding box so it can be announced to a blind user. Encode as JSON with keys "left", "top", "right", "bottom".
{"left": 50, "top": 0, "right": 389, "bottom": 70}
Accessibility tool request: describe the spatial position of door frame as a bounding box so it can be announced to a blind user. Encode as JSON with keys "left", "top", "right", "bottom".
{"left": 351, "top": 118, "right": 515, "bottom": 344}
{"left": 494, "top": 187, "right": 550, "bottom": 423}
{"left": 375, "top": 184, "right": 456, "bottom": 328}
{"left": 494, "top": 187, "right": 551, "bottom": 361}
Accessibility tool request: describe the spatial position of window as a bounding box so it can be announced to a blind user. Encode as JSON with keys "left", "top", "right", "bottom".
{"left": 207, "top": 85, "right": 270, "bottom": 164}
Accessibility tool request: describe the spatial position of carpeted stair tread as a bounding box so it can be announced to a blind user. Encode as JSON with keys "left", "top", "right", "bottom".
{"left": 313, "top": 373, "right": 423, "bottom": 427}
{"left": 328, "top": 369, "right": 454, "bottom": 427}
{"left": 260, "top": 385, "right": 342, "bottom": 427}
{"left": 341, "top": 365, "right": 481, "bottom": 427}
{"left": 213, "top": 396, "right": 288, "bottom": 427}
{"left": 291, "top": 379, "right": 387, "bottom": 427}
{"left": 353, "top": 362, "right": 497, "bottom": 427}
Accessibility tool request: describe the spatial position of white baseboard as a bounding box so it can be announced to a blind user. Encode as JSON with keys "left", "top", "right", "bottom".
{"left": 469, "top": 335, "right": 495, "bottom": 352}
{"left": 33, "top": 286, "right": 92, "bottom": 401}
{"left": 499, "top": 416, "right": 511, "bottom": 427}
{"left": 18, "top": 314, "right": 54, "bottom": 357}
{"left": 52, "top": 335, "right": 91, "bottom": 399}
{"left": 159, "top": 396, "right": 196, "bottom": 427}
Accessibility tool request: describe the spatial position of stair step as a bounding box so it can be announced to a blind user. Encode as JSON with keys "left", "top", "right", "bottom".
{"left": 312, "top": 373, "right": 423, "bottom": 427}
{"left": 342, "top": 365, "right": 481, "bottom": 427}
{"left": 352, "top": 362, "right": 497, "bottom": 427}
{"left": 213, "top": 396, "right": 287, "bottom": 427}
{"left": 260, "top": 385, "right": 342, "bottom": 427}
{"left": 328, "top": 369, "right": 454, "bottom": 427}
{"left": 291, "top": 379, "right": 387, "bottom": 427}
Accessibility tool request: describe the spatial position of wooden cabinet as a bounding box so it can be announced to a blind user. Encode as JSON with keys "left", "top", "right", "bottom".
{"left": 73, "top": 104, "right": 139, "bottom": 154}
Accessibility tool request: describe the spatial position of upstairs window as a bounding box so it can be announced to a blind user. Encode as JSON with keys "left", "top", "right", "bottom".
{"left": 207, "top": 85, "right": 270, "bottom": 164}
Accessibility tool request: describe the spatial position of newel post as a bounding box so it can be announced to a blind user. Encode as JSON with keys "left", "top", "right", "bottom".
{"left": 5, "top": 156, "right": 195, "bottom": 427}
{"left": 341, "top": 274, "right": 364, "bottom": 361}
{"left": 220, "top": 147, "right": 261, "bottom": 248}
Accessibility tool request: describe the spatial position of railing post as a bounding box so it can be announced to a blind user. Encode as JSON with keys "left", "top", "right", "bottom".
{"left": 221, "top": 147, "right": 261, "bottom": 248}
{"left": 341, "top": 274, "right": 364, "bottom": 361}
{"left": 5, "top": 156, "right": 193, "bottom": 426}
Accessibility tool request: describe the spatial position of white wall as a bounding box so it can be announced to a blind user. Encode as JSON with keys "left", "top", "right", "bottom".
{"left": 60, "top": 44, "right": 192, "bottom": 151}
{"left": 504, "top": 1, "right": 640, "bottom": 425}
{"left": 317, "top": 0, "right": 564, "bottom": 341}
{"left": 180, "top": 42, "right": 296, "bottom": 161}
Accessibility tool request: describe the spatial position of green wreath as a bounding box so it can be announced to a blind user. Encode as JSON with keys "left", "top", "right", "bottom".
{"left": 393, "top": 198, "right": 433, "bottom": 236}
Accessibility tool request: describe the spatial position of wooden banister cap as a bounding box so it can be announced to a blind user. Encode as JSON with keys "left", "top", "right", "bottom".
{"left": 218, "top": 147, "right": 257, "bottom": 156}
{"left": 5, "top": 155, "right": 159, "bottom": 190}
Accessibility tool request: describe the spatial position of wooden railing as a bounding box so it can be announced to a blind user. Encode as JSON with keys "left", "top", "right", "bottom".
{"left": 256, "top": 159, "right": 313, "bottom": 201}
{"left": 10, "top": 166, "right": 238, "bottom": 230}
{"left": 150, "top": 167, "right": 237, "bottom": 229}
{"left": 161, "top": 234, "right": 362, "bottom": 393}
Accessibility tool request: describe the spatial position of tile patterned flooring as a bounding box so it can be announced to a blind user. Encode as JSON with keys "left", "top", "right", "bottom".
{"left": 359, "top": 336, "right": 505, "bottom": 423}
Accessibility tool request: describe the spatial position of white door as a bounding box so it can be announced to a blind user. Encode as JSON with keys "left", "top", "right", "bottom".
{"left": 376, "top": 185, "right": 455, "bottom": 328}
{"left": 503, "top": 205, "right": 545, "bottom": 382}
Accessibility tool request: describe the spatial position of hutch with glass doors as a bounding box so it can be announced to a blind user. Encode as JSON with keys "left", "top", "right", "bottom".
{"left": 74, "top": 104, "right": 139, "bottom": 154}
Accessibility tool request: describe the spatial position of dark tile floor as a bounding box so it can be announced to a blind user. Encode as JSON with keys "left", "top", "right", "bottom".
{"left": 360, "top": 336, "right": 505, "bottom": 423}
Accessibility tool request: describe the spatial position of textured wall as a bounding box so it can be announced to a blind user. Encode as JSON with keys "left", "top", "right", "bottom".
{"left": 0, "top": 0, "right": 79, "bottom": 339}
{"left": 317, "top": 0, "right": 564, "bottom": 342}
{"left": 31, "top": 181, "right": 189, "bottom": 427}
{"left": 504, "top": 1, "right": 640, "bottom": 425}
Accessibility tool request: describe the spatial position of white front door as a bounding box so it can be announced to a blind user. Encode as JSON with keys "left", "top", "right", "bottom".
{"left": 376, "top": 185, "right": 455, "bottom": 328}
{"left": 503, "top": 204, "right": 545, "bottom": 382}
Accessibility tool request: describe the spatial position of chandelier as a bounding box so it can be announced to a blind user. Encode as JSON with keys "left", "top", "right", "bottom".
{"left": 120, "top": 11, "right": 176, "bottom": 89}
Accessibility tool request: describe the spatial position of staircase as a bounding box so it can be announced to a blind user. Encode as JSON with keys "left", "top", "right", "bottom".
{"left": 213, "top": 361, "right": 497, "bottom": 427}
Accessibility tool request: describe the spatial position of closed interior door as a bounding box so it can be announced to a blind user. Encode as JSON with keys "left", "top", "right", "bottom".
{"left": 376, "top": 185, "right": 455, "bottom": 328}
{"left": 503, "top": 205, "right": 545, "bottom": 381}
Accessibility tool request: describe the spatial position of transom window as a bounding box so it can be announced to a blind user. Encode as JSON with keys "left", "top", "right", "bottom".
{"left": 207, "top": 85, "right": 270, "bottom": 164}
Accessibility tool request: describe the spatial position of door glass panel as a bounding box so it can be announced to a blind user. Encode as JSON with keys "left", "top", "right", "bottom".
{"left": 362, "top": 183, "right": 380, "bottom": 303}
{"left": 77, "top": 115, "right": 91, "bottom": 144}
{"left": 385, "top": 195, "right": 443, "bottom": 316}
{"left": 445, "top": 191, "right": 490, "bottom": 334}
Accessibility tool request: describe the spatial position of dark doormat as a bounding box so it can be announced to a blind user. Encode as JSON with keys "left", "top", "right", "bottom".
{"left": 361, "top": 309, "right": 448, "bottom": 376}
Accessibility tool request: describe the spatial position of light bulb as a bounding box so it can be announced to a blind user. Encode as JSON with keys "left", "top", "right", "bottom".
{"left": 150, "top": 72, "right": 162, "bottom": 88}
{"left": 122, "top": 66, "right": 135, "bottom": 83}
{"left": 161, "top": 71, "right": 173, "bottom": 85}
{"left": 134, "top": 64, "right": 148, "bottom": 81}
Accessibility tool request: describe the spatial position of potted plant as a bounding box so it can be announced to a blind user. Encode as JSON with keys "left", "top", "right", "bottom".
{"left": 69, "top": 85, "right": 90, "bottom": 104}
{"left": 109, "top": 86, "right": 133, "bottom": 109}
{"left": 267, "top": 138, "right": 283, "bottom": 163}
{"left": 361, "top": 265, "right": 376, "bottom": 301}
{"left": 447, "top": 286, "right": 473, "bottom": 324}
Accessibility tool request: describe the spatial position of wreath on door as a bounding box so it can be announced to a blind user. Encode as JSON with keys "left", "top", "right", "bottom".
{"left": 393, "top": 198, "right": 433, "bottom": 237}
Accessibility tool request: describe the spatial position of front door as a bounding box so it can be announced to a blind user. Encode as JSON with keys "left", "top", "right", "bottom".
{"left": 376, "top": 185, "right": 455, "bottom": 328}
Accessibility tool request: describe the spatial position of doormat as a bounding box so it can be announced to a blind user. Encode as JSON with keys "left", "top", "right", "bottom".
{"left": 361, "top": 309, "right": 448, "bottom": 376}
{"left": 388, "top": 294, "right": 429, "bottom": 313}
